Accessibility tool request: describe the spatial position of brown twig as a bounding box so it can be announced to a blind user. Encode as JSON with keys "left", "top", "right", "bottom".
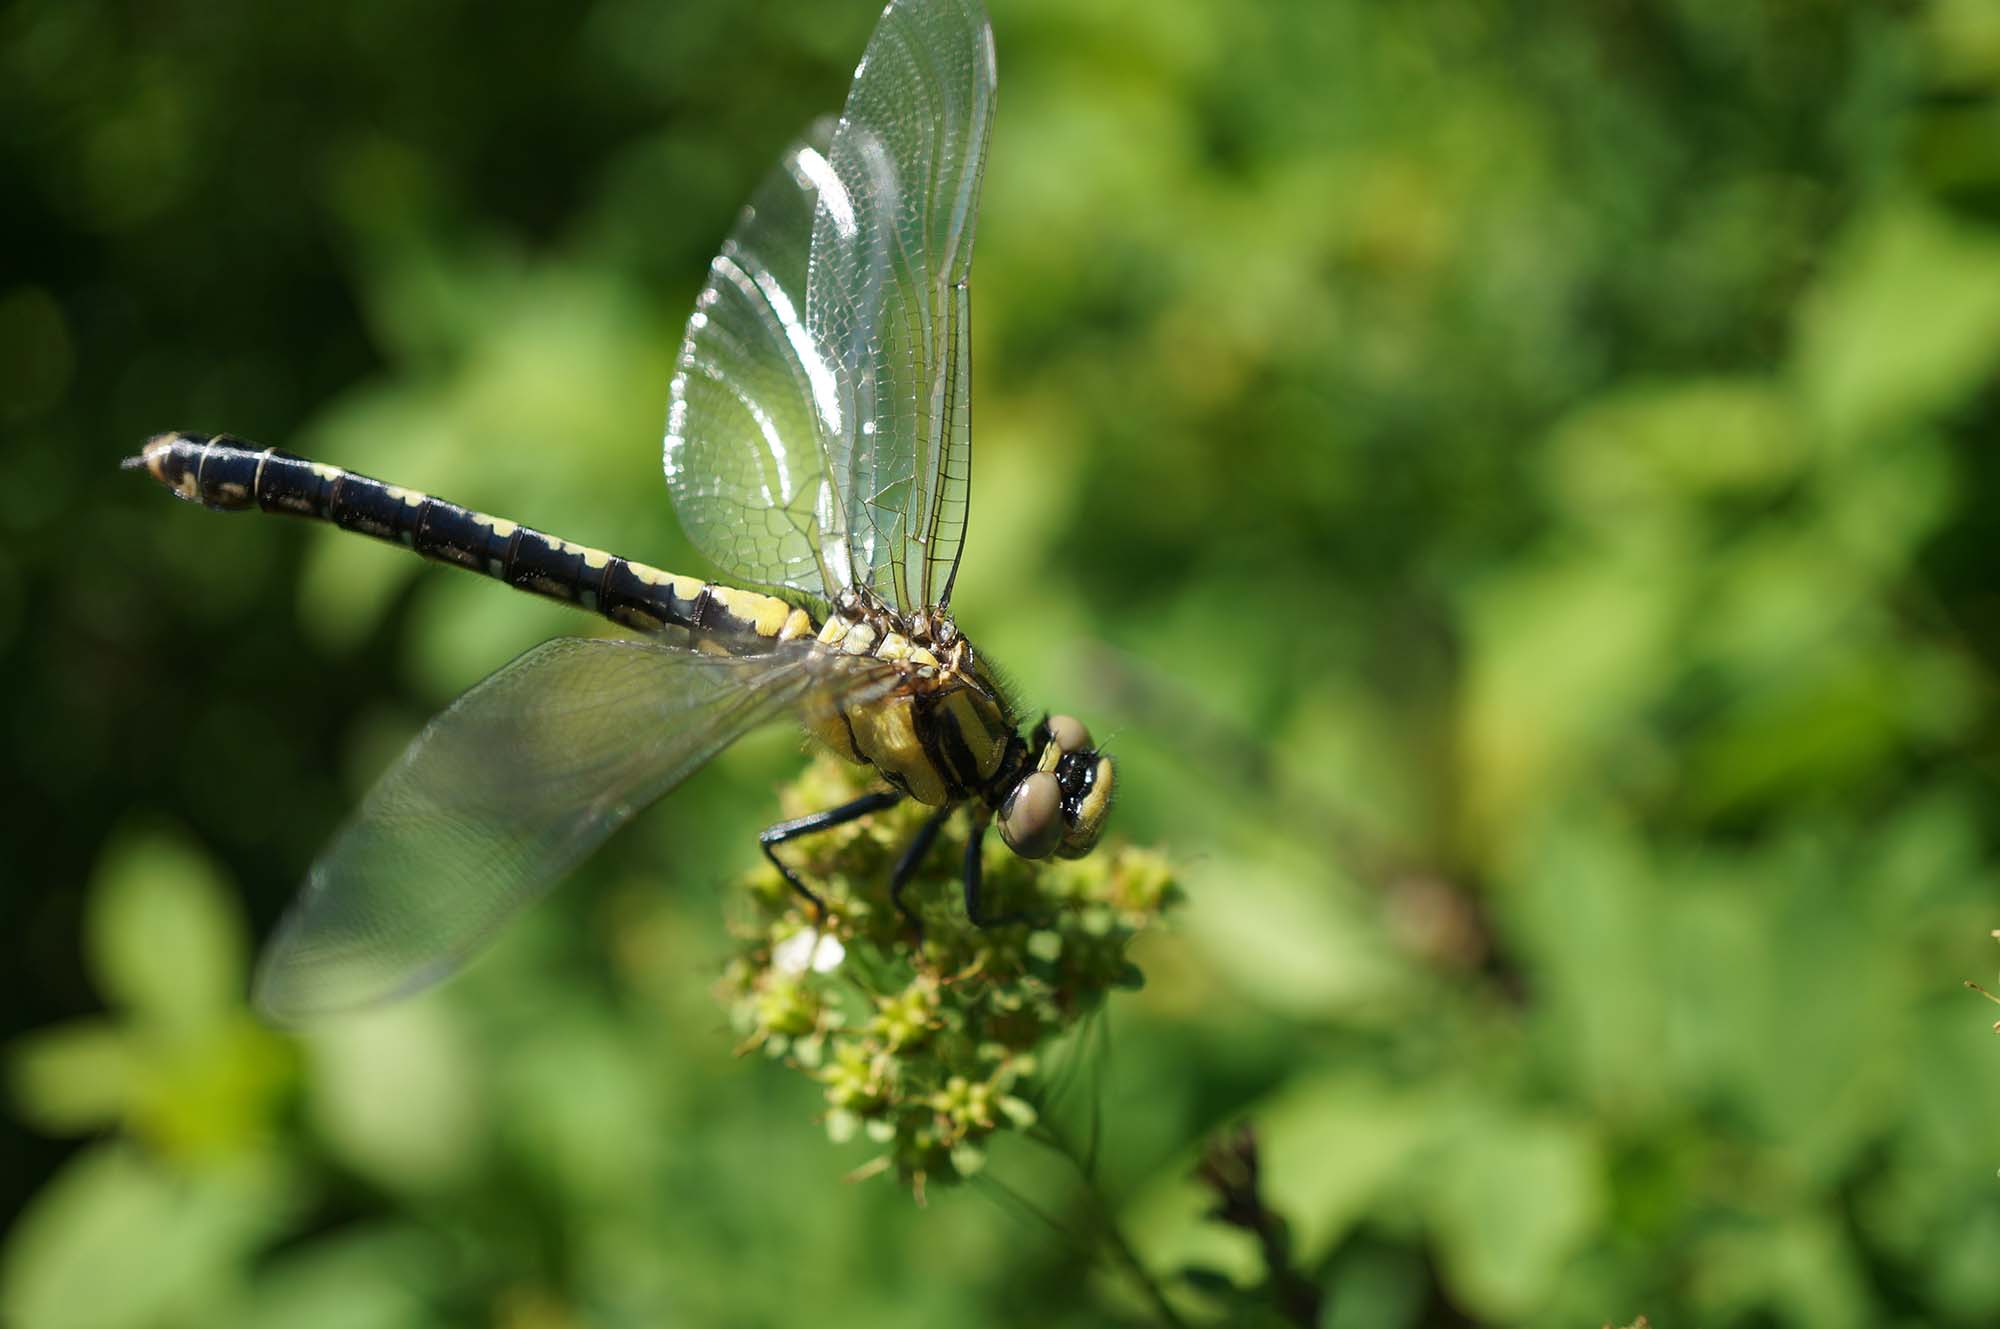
{"left": 1193, "top": 1122, "right": 1322, "bottom": 1327}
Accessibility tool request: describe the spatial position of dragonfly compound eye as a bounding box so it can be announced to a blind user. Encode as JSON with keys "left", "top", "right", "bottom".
{"left": 1045, "top": 713, "right": 1092, "bottom": 756}
{"left": 1055, "top": 751, "right": 1115, "bottom": 859}
{"left": 998, "top": 771, "right": 1064, "bottom": 859}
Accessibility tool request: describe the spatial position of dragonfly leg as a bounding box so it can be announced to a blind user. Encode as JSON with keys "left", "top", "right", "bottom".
{"left": 961, "top": 815, "right": 1039, "bottom": 929}
{"left": 889, "top": 805, "right": 955, "bottom": 938}
{"left": 759, "top": 789, "right": 904, "bottom": 923}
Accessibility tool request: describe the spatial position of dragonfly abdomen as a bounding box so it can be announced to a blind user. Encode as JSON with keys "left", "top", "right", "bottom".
{"left": 129, "top": 432, "right": 817, "bottom": 646}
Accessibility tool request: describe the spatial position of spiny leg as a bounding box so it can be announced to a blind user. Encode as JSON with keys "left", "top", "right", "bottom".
{"left": 889, "top": 805, "right": 955, "bottom": 939}
{"left": 961, "top": 815, "right": 1039, "bottom": 929}
{"left": 759, "top": 789, "right": 903, "bottom": 923}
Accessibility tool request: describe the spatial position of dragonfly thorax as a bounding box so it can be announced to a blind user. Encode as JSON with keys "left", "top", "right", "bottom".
{"left": 803, "top": 592, "right": 1114, "bottom": 862}
{"left": 806, "top": 593, "right": 1002, "bottom": 803}
{"left": 817, "top": 587, "right": 965, "bottom": 662}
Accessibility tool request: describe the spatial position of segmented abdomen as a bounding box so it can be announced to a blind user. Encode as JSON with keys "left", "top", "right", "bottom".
{"left": 132, "top": 431, "right": 817, "bottom": 647}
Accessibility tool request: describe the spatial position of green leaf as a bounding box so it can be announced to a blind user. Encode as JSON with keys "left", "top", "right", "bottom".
{"left": 7, "top": 1020, "right": 136, "bottom": 1134}
{"left": 1181, "top": 849, "right": 1409, "bottom": 1020}
{"left": 0, "top": 1145, "right": 287, "bottom": 1329}
{"left": 1425, "top": 1111, "right": 1604, "bottom": 1320}
{"left": 1793, "top": 202, "right": 2000, "bottom": 444}
{"left": 1458, "top": 538, "right": 1687, "bottom": 854}
{"left": 303, "top": 1001, "right": 487, "bottom": 1194}
{"left": 216, "top": 1225, "right": 446, "bottom": 1329}
{"left": 1542, "top": 378, "right": 1804, "bottom": 523}
{"left": 493, "top": 1010, "right": 662, "bottom": 1205}
{"left": 84, "top": 827, "right": 246, "bottom": 1030}
{"left": 1689, "top": 1214, "right": 1874, "bottom": 1329}
{"left": 1254, "top": 1072, "right": 1439, "bottom": 1265}
{"left": 1177, "top": 1265, "right": 1240, "bottom": 1296}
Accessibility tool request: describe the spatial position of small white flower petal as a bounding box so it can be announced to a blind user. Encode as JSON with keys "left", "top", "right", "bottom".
{"left": 773, "top": 929, "right": 846, "bottom": 977}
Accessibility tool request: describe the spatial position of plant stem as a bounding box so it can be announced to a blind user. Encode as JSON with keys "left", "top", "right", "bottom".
{"left": 1029, "top": 1122, "right": 1191, "bottom": 1329}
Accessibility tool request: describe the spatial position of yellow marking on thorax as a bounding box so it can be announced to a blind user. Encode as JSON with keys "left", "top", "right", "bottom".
{"left": 803, "top": 696, "right": 864, "bottom": 764}
{"left": 778, "top": 607, "right": 814, "bottom": 641}
{"left": 848, "top": 693, "right": 949, "bottom": 806}
{"left": 935, "top": 686, "right": 1010, "bottom": 785}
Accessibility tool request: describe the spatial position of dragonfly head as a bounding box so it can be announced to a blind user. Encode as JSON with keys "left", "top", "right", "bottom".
{"left": 995, "top": 714, "right": 1115, "bottom": 861}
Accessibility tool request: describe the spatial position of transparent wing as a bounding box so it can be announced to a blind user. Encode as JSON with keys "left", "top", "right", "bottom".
{"left": 810, "top": 0, "right": 994, "bottom": 612}
{"left": 253, "top": 637, "right": 863, "bottom": 1022}
{"left": 665, "top": 122, "right": 857, "bottom": 599}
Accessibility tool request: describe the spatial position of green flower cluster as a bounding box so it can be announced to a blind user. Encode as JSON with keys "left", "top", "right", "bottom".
{"left": 717, "top": 753, "right": 1177, "bottom": 1197}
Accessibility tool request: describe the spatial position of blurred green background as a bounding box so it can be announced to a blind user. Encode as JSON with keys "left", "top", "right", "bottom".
{"left": 6, "top": 0, "right": 2000, "bottom": 1324}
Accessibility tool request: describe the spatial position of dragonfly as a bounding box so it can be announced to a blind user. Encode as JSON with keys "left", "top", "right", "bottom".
{"left": 126, "top": 0, "right": 1113, "bottom": 1024}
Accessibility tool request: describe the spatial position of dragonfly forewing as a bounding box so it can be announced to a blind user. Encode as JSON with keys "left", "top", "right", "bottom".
{"left": 666, "top": 122, "right": 857, "bottom": 602}
{"left": 811, "top": 0, "right": 994, "bottom": 613}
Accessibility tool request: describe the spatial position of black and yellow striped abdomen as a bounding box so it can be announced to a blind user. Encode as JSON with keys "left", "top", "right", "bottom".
{"left": 130, "top": 432, "right": 818, "bottom": 647}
